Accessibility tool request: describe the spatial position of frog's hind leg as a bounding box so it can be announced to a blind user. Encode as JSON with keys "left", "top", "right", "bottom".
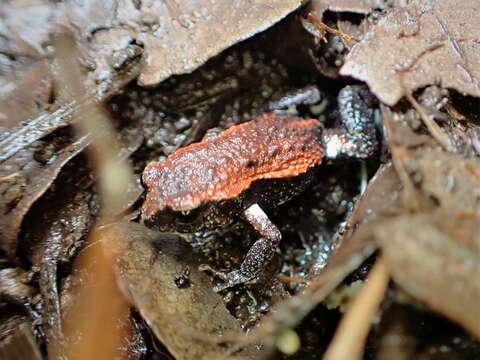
{"left": 200, "top": 204, "right": 281, "bottom": 292}
{"left": 323, "top": 85, "right": 379, "bottom": 160}
{"left": 201, "top": 237, "right": 276, "bottom": 292}
{"left": 243, "top": 203, "right": 282, "bottom": 242}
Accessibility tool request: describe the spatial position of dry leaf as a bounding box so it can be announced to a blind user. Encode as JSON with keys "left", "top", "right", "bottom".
{"left": 341, "top": 0, "right": 480, "bottom": 105}
{"left": 376, "top": 210, "right": 480, "bottom": 339}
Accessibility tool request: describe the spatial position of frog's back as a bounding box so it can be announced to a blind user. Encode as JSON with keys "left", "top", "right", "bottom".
{"left": 142, "top": 113, "right": 323, "bottom": 217}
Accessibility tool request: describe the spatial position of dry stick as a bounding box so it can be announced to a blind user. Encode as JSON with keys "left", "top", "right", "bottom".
{"left": 0, "top": 172, "right": 20, "bottom": 182}
{"left": 52, "top": 35, "right": 134, "bottom": 360}
{"left": 444, "top": 102, "right": 467, "bottom": 122}
{"left": 323, "top": 256, "right": 389, "bottom": 360}
{"left": 277, "top": 274, "right": 309, "bottom": 285}
{"left": 399, "top": 75, "right": 453, "bottom": 151}
{"left": 393, "top": 41, "right": 453, "bottom": 151}
{"left": 307, "top": 13, "right": 359, "bottom": 43}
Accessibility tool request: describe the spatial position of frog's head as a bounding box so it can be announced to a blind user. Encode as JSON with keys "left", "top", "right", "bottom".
{"left": 141, "top": 159, "right": 234, "bottom": 232}
{"left": 141, "top": 162, "right": 206, "bottom": 231}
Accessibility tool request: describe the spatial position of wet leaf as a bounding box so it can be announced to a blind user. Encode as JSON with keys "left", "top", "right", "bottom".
{"left": 108, "top": 222, "right": 260, "bottom": 360}
{"left": 19, "top": 176, "right": 93, "bottom": 343}
{"left": 341, "top": 0, "right": 480, "bottom": 105}
{"left": 0, "top": 97, "right": 143, "bottom": 260}
{"left": 336, "top": 18, "right": 372, "bottom": 50}
{"left": 0, "top": 42, "right": 140, "bottom": 163}
{"left": 0, "top": 135, "right": 90, "bottom": 259}
{"left": 0, "top": 79, "right": 139, "bottom": 164}
{"left": 0, "top": 103, "right": 78, "bottom": 163}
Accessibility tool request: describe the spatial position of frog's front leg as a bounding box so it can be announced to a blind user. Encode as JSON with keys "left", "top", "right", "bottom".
{"left": 243, "top": 203, "right": 282, "bottom": 242}
{"left": 201, "top": 204, "right": 281, "bottom": 292}
{"left": 323, "top": 85, "right": 379, "bottom": 160}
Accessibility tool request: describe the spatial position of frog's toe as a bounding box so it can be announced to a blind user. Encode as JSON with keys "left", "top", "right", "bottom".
{"left": 199, "top": 265, "right": 252, "bottom": 292}
{"left": 215, "top": 270, "right": 252, "bottom": 292}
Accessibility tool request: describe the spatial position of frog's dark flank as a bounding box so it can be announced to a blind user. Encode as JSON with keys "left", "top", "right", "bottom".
{"left": 141, "top": 85, "right": 378, "bottom": 292}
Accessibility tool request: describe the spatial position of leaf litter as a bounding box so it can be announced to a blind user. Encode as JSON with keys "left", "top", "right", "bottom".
{"left": 1, "top": 1, "right": 480, "bottom": 359}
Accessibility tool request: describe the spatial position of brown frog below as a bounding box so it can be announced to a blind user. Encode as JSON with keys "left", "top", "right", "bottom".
{"left": 141, "top": 85, "right": 378, "bottom": 291}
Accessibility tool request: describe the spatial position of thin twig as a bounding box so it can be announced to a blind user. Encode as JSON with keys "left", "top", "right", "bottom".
{"left": 444, "top": 102, "right": 467, "bottom": 122}
{"left": 395, "top": 43, "right": 445, "bottom": 73}
{"left": 398, "top": 74, "right": 452, "bottom": 151}
{"left": 0, "top": 172, "right": 20, "bottom": 182}
{"left": 307, "top": 13, "right": 359, "bottom": 43}
{"left": 323, "top": 256, "right": 389, "bottom": 360}
{"left": 277, "top": 274, "right": 308, "bottom": 285}
{"left": 52, "top": 34, "right": 134, "bottom": 360}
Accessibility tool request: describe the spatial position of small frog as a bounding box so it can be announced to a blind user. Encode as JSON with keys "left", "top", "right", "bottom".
{"left": 141, "top": 85, "right": 378, "bottom": 291}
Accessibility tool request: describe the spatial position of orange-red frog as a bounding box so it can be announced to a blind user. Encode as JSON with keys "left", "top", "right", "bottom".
{"left": 141, "top": 85, "right": 378, "bottom": 291}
